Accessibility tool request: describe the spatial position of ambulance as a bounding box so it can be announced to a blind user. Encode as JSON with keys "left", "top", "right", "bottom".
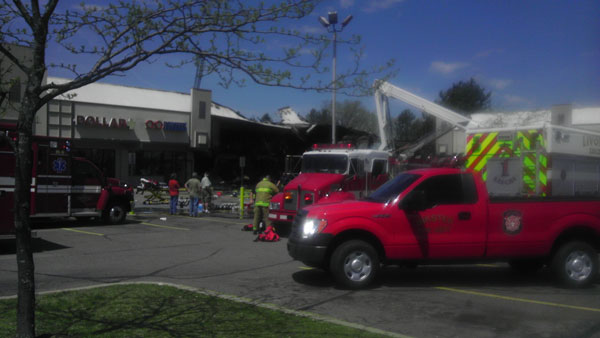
{"left": 0, "top": 123, "right": 134, "bottom": 238}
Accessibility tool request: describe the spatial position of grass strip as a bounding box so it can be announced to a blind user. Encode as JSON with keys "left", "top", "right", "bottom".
{"left": 0, "top": 284, "right": 386, "bottom": 337}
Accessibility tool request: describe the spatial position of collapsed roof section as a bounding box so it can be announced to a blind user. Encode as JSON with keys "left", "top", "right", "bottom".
{"left": 277, "top": 106, "right": 309, "bottom": 127}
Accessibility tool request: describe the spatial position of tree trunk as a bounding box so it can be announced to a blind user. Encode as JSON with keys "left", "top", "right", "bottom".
{"left": 15, "top": 104, "right": 36, "bottom": 338}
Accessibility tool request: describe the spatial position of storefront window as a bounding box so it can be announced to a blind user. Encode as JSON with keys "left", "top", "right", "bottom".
{"left": 47, "top": 100, "right": 73, "bottom": 138}
{"left": 132, "top": 151, "right": 188, "bottom": 181}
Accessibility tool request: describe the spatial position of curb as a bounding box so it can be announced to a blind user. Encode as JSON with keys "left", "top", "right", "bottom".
{"left": 0, "top": 281, "right": 413, "bottom": 338}
{"left": 132, "top": 207, "right": 253, "bottom": 220}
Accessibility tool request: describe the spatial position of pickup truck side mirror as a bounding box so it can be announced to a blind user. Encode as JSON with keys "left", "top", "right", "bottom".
{"left": 401, "top": 190, "right": 428, "bottom": 211}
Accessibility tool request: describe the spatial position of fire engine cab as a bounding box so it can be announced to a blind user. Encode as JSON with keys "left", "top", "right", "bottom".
{"left": 269, "top": 144, "right": 391, "bottom": 226}
{"left": 0, "top": 123, "right": 134, "bottom": 238}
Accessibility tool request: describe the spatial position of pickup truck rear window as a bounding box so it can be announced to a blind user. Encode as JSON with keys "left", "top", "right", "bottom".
{"left": 413, "top": 173, "right": 478, "bottom": 205}
{"left": 366, "top": 173, "right": 421, "bottom": 203}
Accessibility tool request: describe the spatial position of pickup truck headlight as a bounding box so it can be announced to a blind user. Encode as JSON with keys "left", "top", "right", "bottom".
{"left": 270, "top": 202, "right": 280, "bottom": 210}
{"left": 302, "top": 218, "right": 328, "bottom": 238}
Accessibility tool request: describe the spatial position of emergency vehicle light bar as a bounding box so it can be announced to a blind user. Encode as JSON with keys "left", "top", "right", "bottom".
{"left": 312, "top": 143, "right": 353, "bottom": 150}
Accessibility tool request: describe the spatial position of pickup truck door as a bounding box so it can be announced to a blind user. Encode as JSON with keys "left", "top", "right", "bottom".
{"left": 402, "top": 173, "right": 486, "bottom": 258}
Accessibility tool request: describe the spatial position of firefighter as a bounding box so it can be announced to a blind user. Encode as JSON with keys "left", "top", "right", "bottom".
{"left": 253, "top": 175, "right": 279, "bottom": 235}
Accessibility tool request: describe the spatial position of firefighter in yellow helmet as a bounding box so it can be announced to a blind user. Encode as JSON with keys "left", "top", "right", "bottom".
{"left": 253, "top": 175, "right": 279, "bottom": 235}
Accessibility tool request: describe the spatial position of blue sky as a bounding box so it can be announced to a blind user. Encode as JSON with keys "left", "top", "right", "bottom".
{"left": 48, "top": 0, "right": 600, "bottom": 120}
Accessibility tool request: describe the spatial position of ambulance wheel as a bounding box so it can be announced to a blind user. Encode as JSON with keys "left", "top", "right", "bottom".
{"left": 330, "top": 240, "right": 379, "bottom": 290}
{"left": 551, "top": 241, "right": 598, "bottom": 288}
{"left": 103, "top": 204, "right": 126, "bottom": 225}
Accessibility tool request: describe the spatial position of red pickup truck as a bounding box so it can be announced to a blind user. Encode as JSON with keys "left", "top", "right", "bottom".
{"left": 287, "top": 168, "right": 600, "bottom": 289}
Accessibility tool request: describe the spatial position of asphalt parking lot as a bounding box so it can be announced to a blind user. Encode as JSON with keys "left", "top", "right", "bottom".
{"left": 1, "top": 211, "right": 599, "bottom": 338}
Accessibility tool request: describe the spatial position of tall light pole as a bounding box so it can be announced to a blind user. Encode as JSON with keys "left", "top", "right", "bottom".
{"left": 319, "top": 11, "right": 353, "bottom": 144}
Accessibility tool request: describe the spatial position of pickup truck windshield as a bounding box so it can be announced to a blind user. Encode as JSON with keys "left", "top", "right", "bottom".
{"left": 301, "top": 154, "right": 348, "bottom": 174}
{"left": 366, "top": 173, "right": 420, "bottom": 203}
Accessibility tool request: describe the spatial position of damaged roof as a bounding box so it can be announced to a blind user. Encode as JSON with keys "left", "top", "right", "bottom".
{"left": 277, "top": 106, "right": 308, "bottom": 126}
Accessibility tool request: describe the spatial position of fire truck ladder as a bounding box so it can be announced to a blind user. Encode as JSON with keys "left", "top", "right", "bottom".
{"left": 374, "top": 80, "right": 478, "bottom": 153}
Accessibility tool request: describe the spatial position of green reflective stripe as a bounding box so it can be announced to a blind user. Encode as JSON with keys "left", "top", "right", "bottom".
{"left": 538, "top": 154, "right": 547, "bottom": 167}
{"left": 256, "top": 188, "right": 272, "bottom": 193}
{"left": 523, "top": 154, "right": 536, "bottom": 167}
{"left": 255, "top": 201, "right": 269, "bottom": 207}
{"left": 539, "top": 171, "right": 547, "bottom": 185}
{"left": 518, "top": 133, "right": 530, "bottom": 150}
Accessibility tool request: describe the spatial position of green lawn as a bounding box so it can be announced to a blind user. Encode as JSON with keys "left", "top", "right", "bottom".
{"left": 0, "top": 284, "right": 387, "bottom": 337}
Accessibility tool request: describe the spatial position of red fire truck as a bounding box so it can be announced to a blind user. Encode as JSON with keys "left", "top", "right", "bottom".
{"left": 0, "top": 123, "right": 134, "bottom": 238}
{"left": 268, "top": 144, "right": 392, "bottom": 226}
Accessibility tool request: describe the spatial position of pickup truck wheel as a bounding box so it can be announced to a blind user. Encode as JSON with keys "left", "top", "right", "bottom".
{"left": 551, "top": 241, "right": 598, "bottom": 288}
{"left": 103, "top": 204, "right": 126, "bottom": 224}
{"left": 330, "top": 240, "right": 380, "bottom": 289}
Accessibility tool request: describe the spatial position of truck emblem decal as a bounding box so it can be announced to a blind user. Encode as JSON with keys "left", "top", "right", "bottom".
{"left": 503, "top": 210, "right": 522, "bottom": 235}
{"left": 421, "top": 214, "right": 454, "bottom": 225}
{"left": 52, "top": 158, "right": 67, "bottom": 174}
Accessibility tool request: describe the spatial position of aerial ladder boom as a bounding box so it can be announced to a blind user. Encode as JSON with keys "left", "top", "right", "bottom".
{"left": 374, "top": 80, "right": 478, "bottom": 151}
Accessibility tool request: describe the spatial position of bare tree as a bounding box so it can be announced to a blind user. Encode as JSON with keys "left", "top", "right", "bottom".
{"left": 0, "top": 0, "right": 394, "bottom": 336}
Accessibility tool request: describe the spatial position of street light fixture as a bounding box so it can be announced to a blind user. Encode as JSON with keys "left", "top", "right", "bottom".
{"left": 318, "top": 11, "right": 353, "bottom": 144}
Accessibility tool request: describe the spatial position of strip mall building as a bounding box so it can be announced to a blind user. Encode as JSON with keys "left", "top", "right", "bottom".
{"left": 6, "top": 75, "right": 309, "bottom": 186}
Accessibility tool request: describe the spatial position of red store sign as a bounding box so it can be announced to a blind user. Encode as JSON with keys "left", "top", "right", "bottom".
{"left": 145, "top": 120, "right": 163, "bottom": 129}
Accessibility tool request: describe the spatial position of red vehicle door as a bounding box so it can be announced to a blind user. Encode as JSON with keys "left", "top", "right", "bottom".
{"left": 0, "top": 142, "right": 15, "bottom": 235}
{"left": 400, "top": 173, "right": 486, "bottom": 258}
{"left": 71, "top": 158, "right": 104, "bottom": 213}
{"left": 34, "top": 142, "right": 71, "bottom": 216}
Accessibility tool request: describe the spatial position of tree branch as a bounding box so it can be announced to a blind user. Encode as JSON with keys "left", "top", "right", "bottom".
{"left": 0, "top": 44, "right": 28, "bottom": 74}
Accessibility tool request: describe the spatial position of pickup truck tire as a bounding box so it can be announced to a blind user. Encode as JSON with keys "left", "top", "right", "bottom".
{"left": 551, "top": 241, "right": 598, "bottom": 288}
{"left": 330, "top": 240, "right": 380, "bottom": 289}
{"left": 103, "top": 204, "right": 127, "bottom": 225}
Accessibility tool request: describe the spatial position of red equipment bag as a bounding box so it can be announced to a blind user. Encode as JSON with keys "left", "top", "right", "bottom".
{"left": 256, "top": 226, "right": 279, "bottom": 242}
{"left": 241, "top": 224, "right": 254, "bottom": 231}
